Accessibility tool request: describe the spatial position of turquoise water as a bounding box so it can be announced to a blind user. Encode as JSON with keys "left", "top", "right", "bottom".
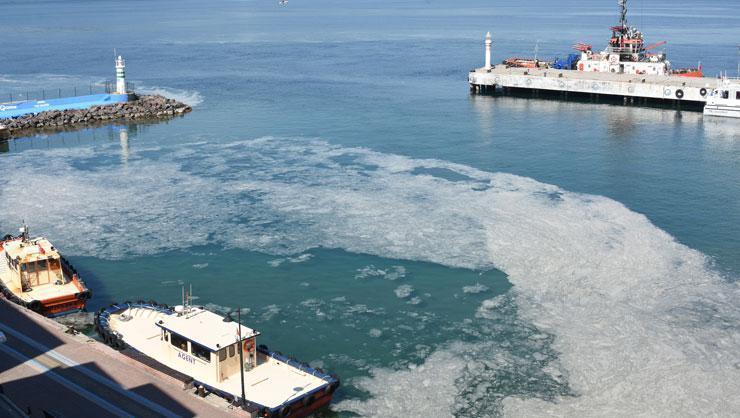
{"left": 1, "top": 0, "right": 739, "bottom": 416}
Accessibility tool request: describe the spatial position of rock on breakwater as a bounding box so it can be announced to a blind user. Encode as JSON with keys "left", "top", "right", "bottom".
{"left": 0, "top": 94, "right": 192, "bottom": 139}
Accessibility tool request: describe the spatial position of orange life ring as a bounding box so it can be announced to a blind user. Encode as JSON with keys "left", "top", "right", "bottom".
{"left": 243, "top": 340, "right": 254, "bottom": 352}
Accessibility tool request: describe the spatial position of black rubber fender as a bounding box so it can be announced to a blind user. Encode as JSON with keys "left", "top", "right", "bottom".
{"left": 28, "top": 300, "right": 42, "bottom": 312}
{"left": 115, "top": 336, "right": 126, "bottom": 350}
{"left": 279, "top": 405, "right": 291, "bottom": 417}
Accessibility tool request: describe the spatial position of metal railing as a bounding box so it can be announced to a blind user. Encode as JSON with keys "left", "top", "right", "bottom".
{"left": 1, "top": 81, "right": 135, "bottom": 104}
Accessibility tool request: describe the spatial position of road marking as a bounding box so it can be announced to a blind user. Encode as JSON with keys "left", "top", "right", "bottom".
{"left": 0, "top": 322, "right": 180, "bottom": 418}
{"left": 0, "top": 343, "right": 133, "bottom": 418}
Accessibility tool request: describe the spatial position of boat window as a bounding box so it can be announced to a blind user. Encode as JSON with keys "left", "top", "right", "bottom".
{"left": 48, "top": 258, "right": 60, "bottom": 271}
{"left": 736, "top": 91, "right": 740, "bottom": 100}
{"left": 25, "top": 263, "right": 35, "bottom": 273}
{"left": 48, "top": 258, "right": 62, "bottom": 279}
{"left": 219, "top": 349, "right": 227, "bottom": 362}
{"left": 722, "top": 90, "right": 729, "bottom": 99}
{"left": 228, "top": 344, "right": 235, "bottom": 358}
{"left": 170, "top": 333, "right": 188, "bottom": 352}
{"left": 37, "top": 259, "right": 48, "bottom": 271}
{"left": 191, "top": 341, "right": 211, "bottom": 363}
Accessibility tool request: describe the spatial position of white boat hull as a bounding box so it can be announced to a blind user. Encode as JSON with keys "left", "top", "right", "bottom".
{"left": 704, "top": 104, "right": 740, "bottom": 119}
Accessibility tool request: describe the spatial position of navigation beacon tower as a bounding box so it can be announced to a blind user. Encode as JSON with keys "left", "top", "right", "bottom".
{"left": 115, "top": 55, "right": 127, "bottom": 94}
{"left": 485, "top": 32, "right": 492, "bottom": 69}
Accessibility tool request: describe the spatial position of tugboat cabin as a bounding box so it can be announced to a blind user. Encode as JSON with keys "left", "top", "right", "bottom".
{"left": 0, "top": 229, "right": 90, "bottom": 316}
{"left": 156, "top": 308, "right": 260, "bottom": 384}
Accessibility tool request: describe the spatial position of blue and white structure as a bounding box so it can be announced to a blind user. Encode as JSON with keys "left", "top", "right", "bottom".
{"left": 0, "top": 55, "right": 131, "bottom": 119}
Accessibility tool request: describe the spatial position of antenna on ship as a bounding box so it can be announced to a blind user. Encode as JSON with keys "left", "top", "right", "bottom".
{"left": 236, "top": 307, "right": 247, "bottom": 408}
{"left": 618, "top": 0, "right": 628, "bottom": 29}
{"left": 19, "top": 222, "right": 29, "bottom": 242}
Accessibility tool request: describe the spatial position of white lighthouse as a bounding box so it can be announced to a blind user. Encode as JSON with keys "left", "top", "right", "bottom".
{"left": 485, "top": 32, "right": 492, "bottom": 70}
{"left": 115, "top": 55, "right": 126, "bottom": 94}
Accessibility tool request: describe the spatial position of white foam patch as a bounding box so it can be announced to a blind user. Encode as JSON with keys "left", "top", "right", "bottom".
{"left": 1, "top": 137, "right": 739, "bottom": 416}
{"left": 355, "top": 265, "right": 406, "bottom": 280}
{"left": 394, "top": 284, "right": 414, "bottom": 299}
{"left": 462, "top": 283, "right": 489, "bottom": 294}
{"left": 339, "top": 348, "right": 465, "bottom": 418}
{"left": 135, "top": 85, "right": 203, "bottom": 106}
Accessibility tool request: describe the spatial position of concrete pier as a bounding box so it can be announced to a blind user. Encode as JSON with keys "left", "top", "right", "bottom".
{"left": 0, "top": 298, "right": 246, "bottom": 417}
{"left": 469, "top": 65, "right": 717, "bottom": 110}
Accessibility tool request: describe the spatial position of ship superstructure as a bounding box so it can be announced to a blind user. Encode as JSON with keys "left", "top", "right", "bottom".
{"left": 0, "top": 225, "right": 91, "bottom": 316}
{"left": 576, "top": 0, "right": 701, "bottom": 77}
{"left": 502, "top": 0, "right": 703, "bottom": 78}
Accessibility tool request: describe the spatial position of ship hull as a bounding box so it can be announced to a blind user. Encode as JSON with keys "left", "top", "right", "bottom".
{"left": 704, "top": 104, "right": 740, "bottom": 119}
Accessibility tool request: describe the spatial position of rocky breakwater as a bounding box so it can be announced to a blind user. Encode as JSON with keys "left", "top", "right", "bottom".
{"left": 0, "top": 94, "right": 192, "bottom": 138}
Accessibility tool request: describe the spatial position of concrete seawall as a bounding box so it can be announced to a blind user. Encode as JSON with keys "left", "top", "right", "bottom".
{"left": 0, "top": 95, "right": 192, "bottom": 139}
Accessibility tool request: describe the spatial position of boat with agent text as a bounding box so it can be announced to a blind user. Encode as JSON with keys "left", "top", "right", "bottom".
{"left": 94, "top": 291, "right": 339, "bottom": 418}
{"left": 0, "top": 225, "right": 91, "bottom": 317}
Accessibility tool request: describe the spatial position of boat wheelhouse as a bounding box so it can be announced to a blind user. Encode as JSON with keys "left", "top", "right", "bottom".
{"left": 704, "top": 78, "right": 740, "bottom": 119}
{"left": 95, "top": 298, "right": 339, "bottom": 418}
{"left": 0, "top": 225, "right": 91, "bottom": 316}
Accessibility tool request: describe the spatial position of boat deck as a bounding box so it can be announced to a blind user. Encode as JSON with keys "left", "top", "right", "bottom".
{"left": 17, "top": 281, "right": 80, "bottom": 303}
{"left": 109, "top": 306, "right": 328, "bottom": 409}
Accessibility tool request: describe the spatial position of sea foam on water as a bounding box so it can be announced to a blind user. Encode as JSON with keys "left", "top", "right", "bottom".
{"left": 1, "top": 137, "right": 738, "bottom": 417}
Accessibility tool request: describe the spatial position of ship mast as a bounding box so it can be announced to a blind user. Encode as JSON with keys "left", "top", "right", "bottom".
{"left": 618, "top": 0, "right": 628, "bottom": 30}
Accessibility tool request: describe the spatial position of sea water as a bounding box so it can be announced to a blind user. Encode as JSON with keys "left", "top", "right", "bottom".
{"left": 1, "top": 0, "right": 738, "bottom": 416}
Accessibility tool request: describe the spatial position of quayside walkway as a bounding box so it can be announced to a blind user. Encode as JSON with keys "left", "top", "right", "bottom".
{"left": 0, "top": 298, "right": 246, "bottom": 418}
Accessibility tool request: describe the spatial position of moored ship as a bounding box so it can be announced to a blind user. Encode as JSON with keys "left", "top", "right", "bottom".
{"left": 0, "top": 225, "right": 91, "bottom": 316}
{"left": 95, "top": 294, "right": 339, "bottom": 418}
{"left": 704, "top": 77, "right": 740, "bottom": 119}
